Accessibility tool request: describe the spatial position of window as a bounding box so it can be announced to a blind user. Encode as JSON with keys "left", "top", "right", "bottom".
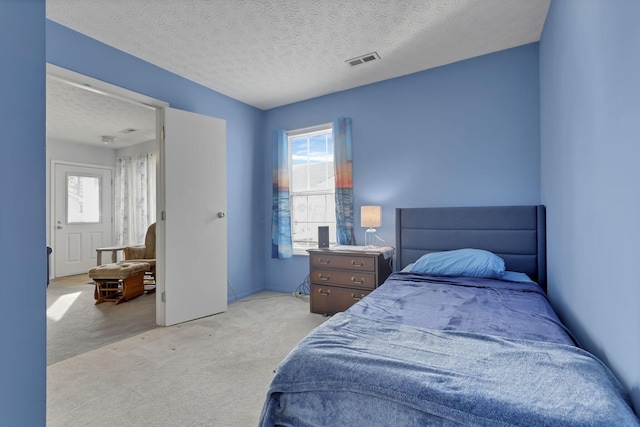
{"left": 288, "top": 125, "right": 336, "bottom": 254}
{"left": 66, "top": 173, "right": 101, "bottom": 223}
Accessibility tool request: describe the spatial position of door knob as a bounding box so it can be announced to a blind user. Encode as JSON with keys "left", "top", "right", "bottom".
{"left": 57, "top": 225, "right": 63, "bottom": 229}
{"left": 217, "top": 212, "right": 226, "bottom": 218}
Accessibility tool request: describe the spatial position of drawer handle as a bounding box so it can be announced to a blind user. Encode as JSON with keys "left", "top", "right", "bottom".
{"left": 318, "top": 273, "right": 330, "bottom": 281}
{"left": 351, "top": 293, "right": 364, "bottom": 300}
{"left": 351, "top": 260, "right": 365, "bottom": 267}
{"left": 318, "top": 288, "right": 331, "bottom": 296}
{"left": 351, "top": 276, "right": 364, "bottom": 284}
{"left": 318, "top": 258, "right": 330, "bottom": 265}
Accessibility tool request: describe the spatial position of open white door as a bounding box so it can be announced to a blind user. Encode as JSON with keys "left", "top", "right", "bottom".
{"left": 157, "top": 107, "right": 227, "bottom": 326}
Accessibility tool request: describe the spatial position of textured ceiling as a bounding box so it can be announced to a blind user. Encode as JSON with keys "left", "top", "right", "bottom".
{"left": 46, "top": 0, "right": 551, "bottom": 111}
{"left": 47, "top": 76, "right": 156, "bottom": 148}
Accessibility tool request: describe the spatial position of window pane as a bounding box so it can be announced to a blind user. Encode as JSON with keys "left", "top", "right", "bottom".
{"left": 67, "top": 174, "right": 101, "bottom": 223}
{"left": 307, "top": 194, "right": 331, "bottom": 223}
{"left": 291, "top": 133, "right": 334, "bottom": 193}
{"left": 291, "top": 194, "right": 309, "bottom": 247}
{"left": 291, "top": 137, "right": 309, "bottom": 166}
{"left": 309, "top": 134, "right": 333, "bottom": 162}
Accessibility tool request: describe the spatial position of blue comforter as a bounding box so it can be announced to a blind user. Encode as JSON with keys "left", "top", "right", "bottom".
{"left": 260, "top": 274, "right": 639, "bottom": 426}
{"left": 260, "top": 313, "right": 638, "bottom": 426}
{"left": 348, "top": 273, "right": 576, "bottom": 346}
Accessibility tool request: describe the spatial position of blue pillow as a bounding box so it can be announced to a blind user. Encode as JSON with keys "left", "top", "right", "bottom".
{"left": 408, "top": 248, "right": 505, "bottom": 279}
{"left": 501, "top": 271, "right": 533, "bottom": 283}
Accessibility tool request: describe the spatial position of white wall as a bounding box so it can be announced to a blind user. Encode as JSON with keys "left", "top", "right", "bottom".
{"left": 115, "top": 139, "right": 156, "bottom": 158}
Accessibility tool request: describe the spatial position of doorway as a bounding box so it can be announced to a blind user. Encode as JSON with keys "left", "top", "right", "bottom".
{"left": 46, "top": 64, "right": 161, "bottom": 365}
{"left": 46, "top": 63, "right": 228, "bottom": 329}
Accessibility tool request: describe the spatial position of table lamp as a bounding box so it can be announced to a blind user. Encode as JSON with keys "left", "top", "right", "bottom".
{"left": 361, "top": 205, "right": 381, "bottom": 247}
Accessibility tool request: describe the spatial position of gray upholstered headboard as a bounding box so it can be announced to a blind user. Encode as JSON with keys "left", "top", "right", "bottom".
{"left": 395, "top": 205, "right": 547, "bottom": 292}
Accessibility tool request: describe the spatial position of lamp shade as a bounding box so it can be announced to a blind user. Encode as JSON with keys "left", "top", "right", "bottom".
{"left": 361, "top": 206, "right": 381, "bottom": 228}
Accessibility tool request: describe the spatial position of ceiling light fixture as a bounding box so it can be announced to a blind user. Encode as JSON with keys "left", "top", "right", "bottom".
{"left": 101, "top": 135, "right": 116, "bottom": 145}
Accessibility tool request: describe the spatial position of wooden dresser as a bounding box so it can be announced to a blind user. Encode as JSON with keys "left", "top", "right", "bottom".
{"left": 308, "top": 246, "right": 394, "bottom": 316}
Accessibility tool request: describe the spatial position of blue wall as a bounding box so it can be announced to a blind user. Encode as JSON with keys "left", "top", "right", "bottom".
{"left": 46, "top": 21, "right": 266, "bottom": 302}
{"left": 263, "top": 44, "right": 542, "bottom": 293}
{"left": 540, "top": 0, "right": 640, "bottom": 413}
{"left": 0, "top": 1, "right": 46, "bottom": 424}
{"left": 7, "top": 4, "right": 637, "bottom": 421}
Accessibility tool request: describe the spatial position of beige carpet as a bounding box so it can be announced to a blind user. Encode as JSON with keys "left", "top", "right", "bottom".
{"left": 47, "top": 291, "right": 326, "bottom": 426}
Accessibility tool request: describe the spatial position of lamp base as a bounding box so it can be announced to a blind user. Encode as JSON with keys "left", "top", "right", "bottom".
{"left": 364, "top": 228, "right": 377, "bottom": 248}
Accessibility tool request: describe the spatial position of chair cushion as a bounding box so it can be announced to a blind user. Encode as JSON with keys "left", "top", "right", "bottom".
{"left": 88, "top": 262, "right": 150, "bottom": 280}
{"left": 126, "top": 246, "right": 147, "bottom": 259}
{"left": 124, "top": 259, "right": 156, "bottom": 268}
{"left": 123, "top": 223, "right": 156, "bottom": 262}
{"left": 144, "top": 223, "right": 156, "bottom": 259}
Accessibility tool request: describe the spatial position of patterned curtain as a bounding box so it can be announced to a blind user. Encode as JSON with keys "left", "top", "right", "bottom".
{"left": 114, "top": 152, "right": 156, "bottom": 246}
{"left": 271, "top": 129, "right": 293, "bottom": 258}
{"left": 333, "top": 117, "right": 356, "bottom": 245}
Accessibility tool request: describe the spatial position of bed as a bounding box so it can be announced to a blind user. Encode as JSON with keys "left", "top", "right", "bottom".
{"left": 259, "top": 205, "right": 639, "bottom": 426}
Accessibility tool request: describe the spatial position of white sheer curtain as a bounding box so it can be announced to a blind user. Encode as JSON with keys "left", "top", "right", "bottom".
{"left": 114, "top": 152, "right": 156, "bottom": 246}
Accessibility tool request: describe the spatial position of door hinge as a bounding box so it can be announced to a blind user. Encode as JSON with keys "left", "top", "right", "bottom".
{"left": 161, "top": 211, "right": 166, "bottom": 221}
{"left": 161, "top": 291, "right": 166, "bottom": 302}
{"left": 161, "top": 126, "right": 165, "bottom": 141}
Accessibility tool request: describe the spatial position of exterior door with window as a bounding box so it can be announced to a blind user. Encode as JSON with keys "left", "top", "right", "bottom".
{"left": 53, "top": 163, "right": 113, "bottom": 277}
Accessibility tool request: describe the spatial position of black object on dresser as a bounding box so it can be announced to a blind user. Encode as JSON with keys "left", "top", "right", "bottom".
{"left": 317, "top": 226, "right": 330, "bottom": 248}
{"left": 308, "top": 246, "right": 393, "bottom": 316}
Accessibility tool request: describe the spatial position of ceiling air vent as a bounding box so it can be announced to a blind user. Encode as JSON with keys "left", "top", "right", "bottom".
{"left": 346, "top": 52, "right": 380, "bottom": 67}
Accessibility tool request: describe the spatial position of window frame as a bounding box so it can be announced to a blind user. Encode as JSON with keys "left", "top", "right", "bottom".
{"left": 287, "top": 123, "right": 336, "bottom": 255}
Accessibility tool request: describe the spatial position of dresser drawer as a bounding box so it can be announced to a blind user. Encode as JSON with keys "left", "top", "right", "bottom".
{"left": 310, "top": 254, "right": 375, "bottom": 271}
{"left": 310, "top": 284, "right": 370, "bottom": 316}
{"left": 309, "top": 268, "right": 376, "bottom": 289}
